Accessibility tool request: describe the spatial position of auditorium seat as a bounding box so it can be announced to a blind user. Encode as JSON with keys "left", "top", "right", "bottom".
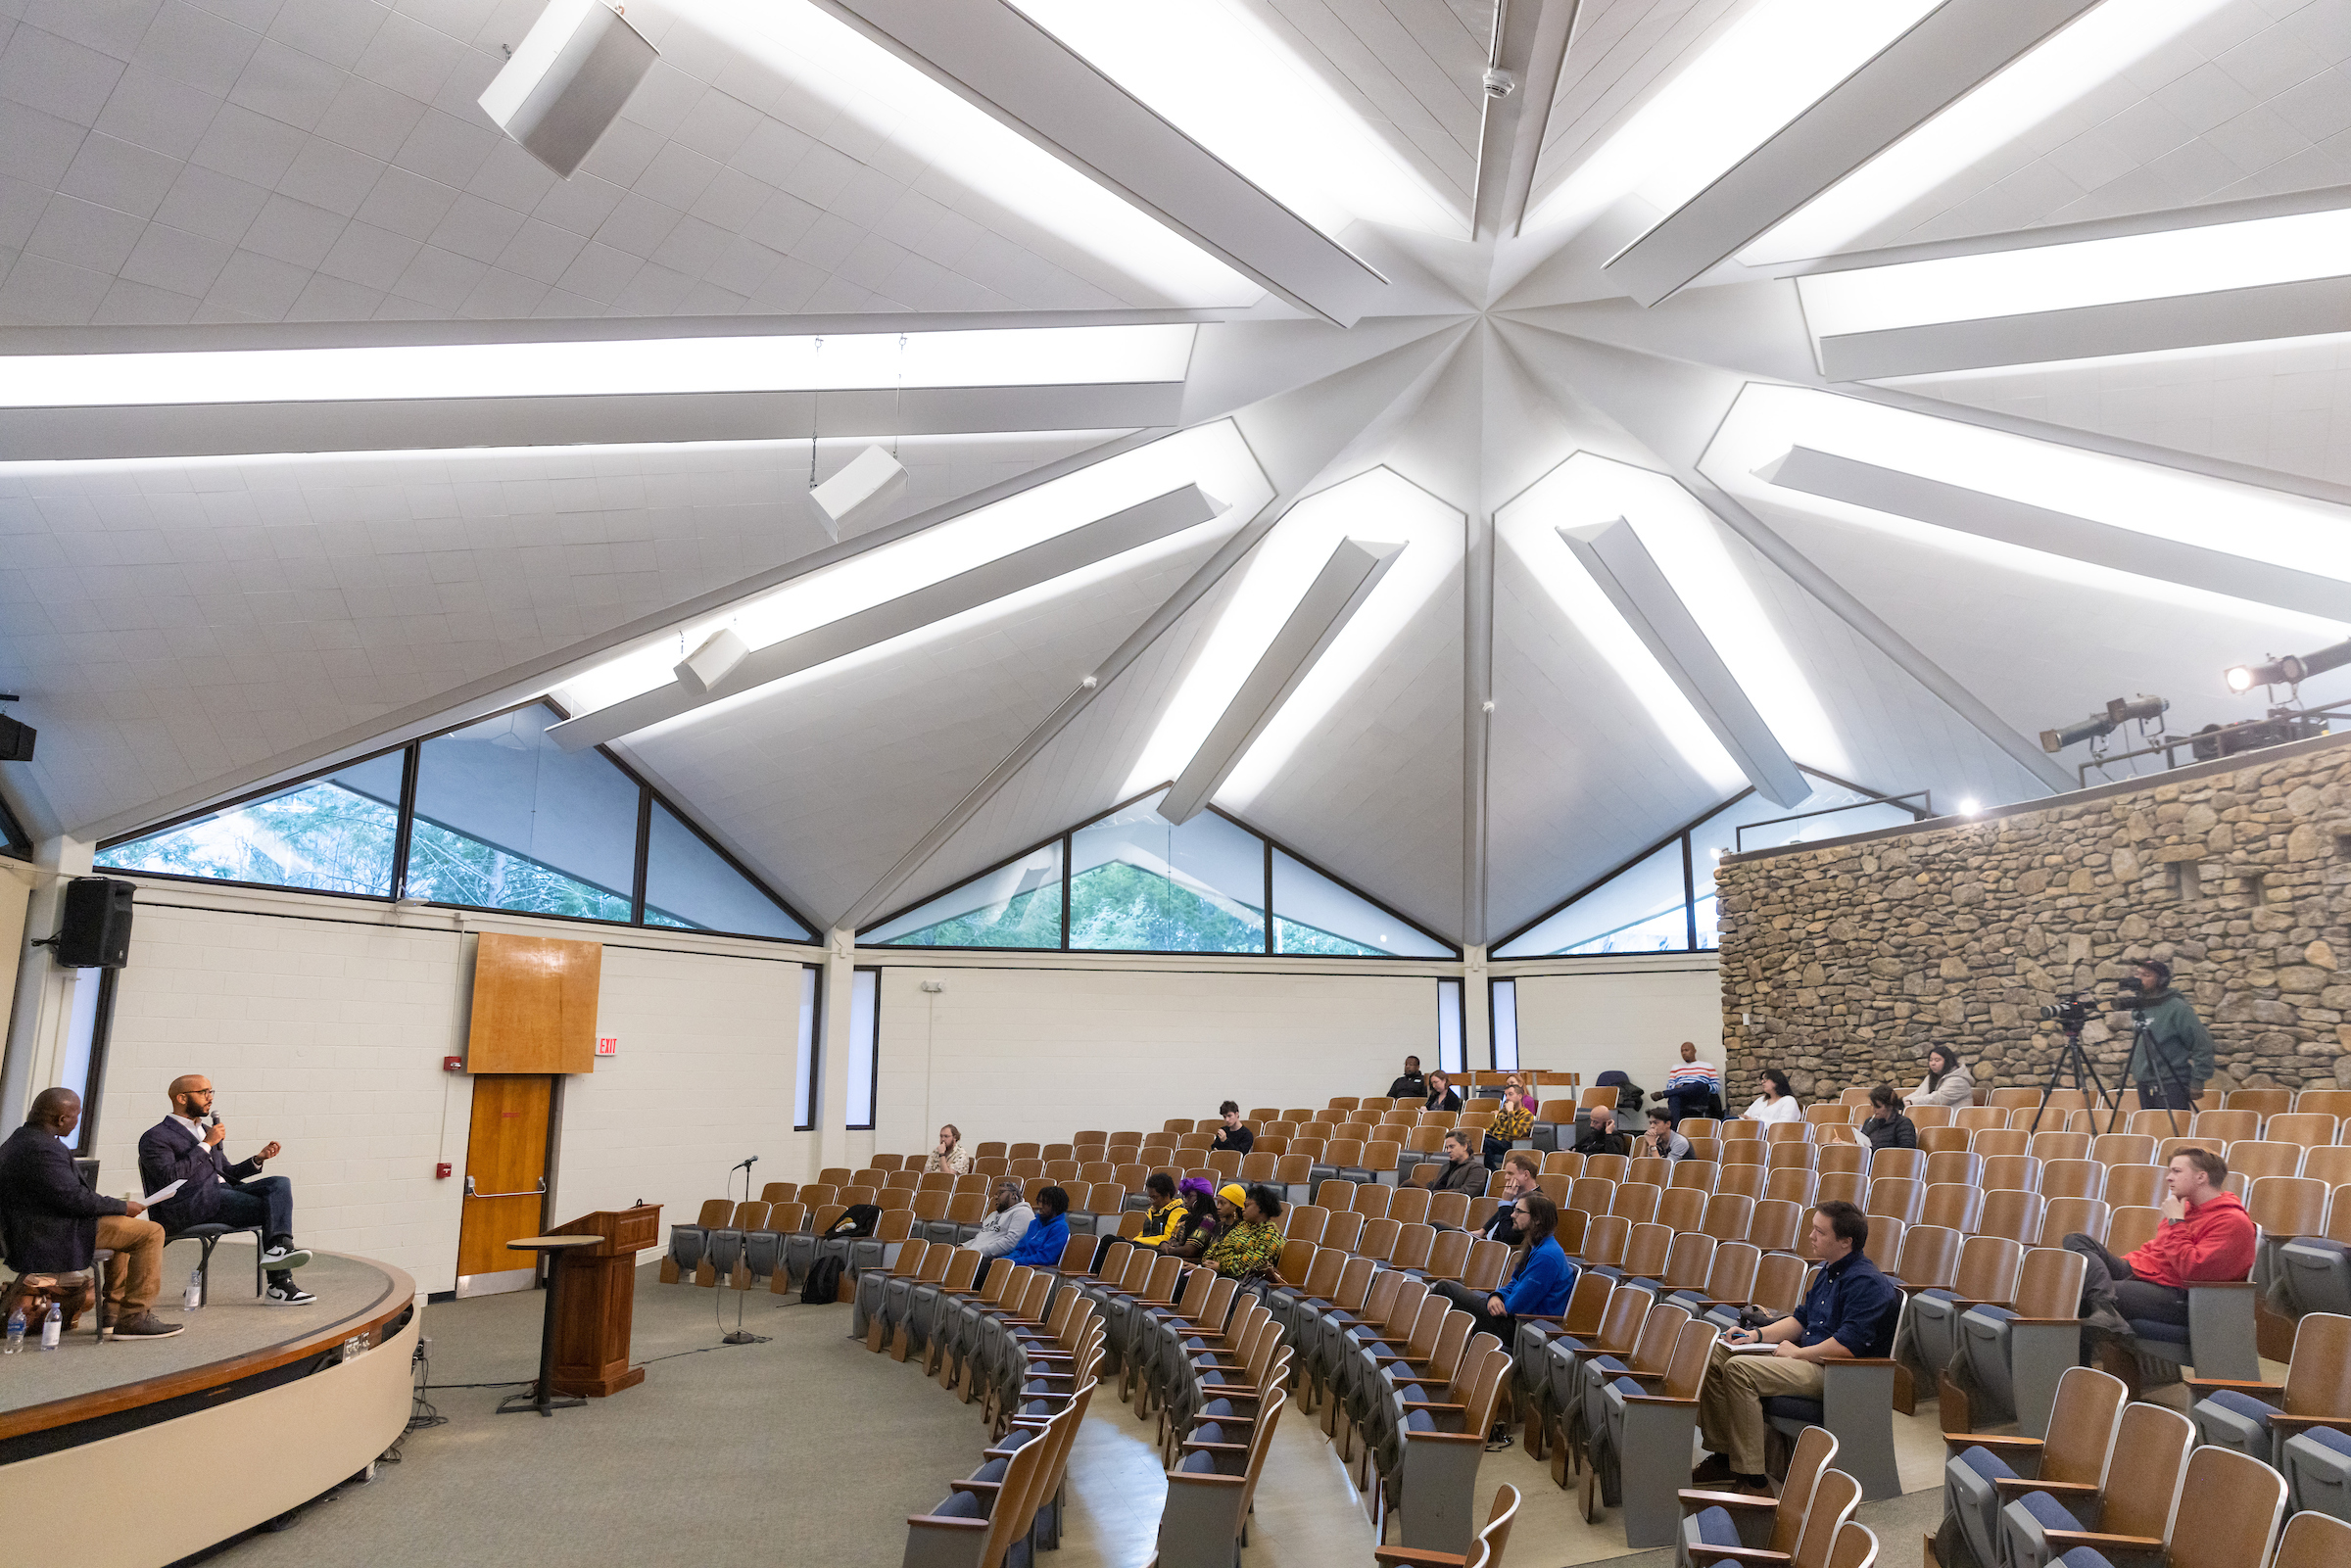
{"left": 1766, "top": 1142, "right": 1816, "bottom": 1174}
{"left": 1980, "top": 1189, "right": 2044, "bottom": 1245}
{"left": 2279, "top": 1184, "right": 2351, "bottom": 1319}
{"left": 1681, "top": 1423, "right": 1837, "bottom": 1567}
{"left": 1611, "top": 1182, "right": 1661, "bottom": 1227}
{"left": 1993, "top": 1397, "right": 2191, "bottom": 1568}
{"left": 1960, "top": 1247, "right": 2087, "bottom": 1435}
{"left": 2265, "top": 1114, "right": 2339, "bottom": 1150}
{"left": 1671, "top": 1160, "right": 1719, "bottom": 1193}
{"left": 1869, "top": 1148, "right": 1926, "bottom": 1183}
{"left": 1573, "top": 1297, "right": 1689, "bottom": 1462}
{"left": 2248, "top": 1177, "right": 2329, "bottom": 1302}
{"left": 1766, "top": 1168, "right": 1818, "bottom": 1207}
{"left": 1941, "top": 1365, "right": 2127, "bottom": 1568}
{"left": 1866, "top": 1176, "right": 1923, "bottom": 1227}
{"left": 1602, "top": 1316, "right": 1722, "bottom": 1544}
{"left": 1974, "top": 1129, "right": 2030, "bottom": 1161}
{"left": 2090, "top": 1133, "right": 2155, "bottom": 1167}
{"left": 2096, "top": 1163, "right": 2160, "bottom": 1211}
{"left": 2017, "top": 1444, "right": 2282, "bottom": 1568}
{"left": 1815, "top": 1171, "right": 1866, "bottom": 1210}
{"left": 1908, "top": 1234, "right": 2024, "bottom": 1389}
{"left": 2103, "top": 1206, "right": 2161, "bottom": 1258}
{"left": 1746, "top": 1198, "right": 1803, "bottom": 1255}
{"left": 1887, "top": 1224, "right": 1961, "bottom": 1292}
{"left": 1920, "top": 1182, "right": 1984, "bottom": 1234}
{"left": 1716, "top": 1163, "right": 1765, "bottom": 1203}
{"left": 1918, "top": 1126, "right": 1971, "bottom": 1156}
{"left": 1701, "top": 1193, "right": 1753, "bottom": 1244}
{"left": 1817, "top": 1143, "right": 1866, "bottom": 1177}
{"left": 2036, "top": 1197, "right": 2110, "bottom": 1250}
{"left": 2189, "top": 1310, "right": 2351, "bottom": 1497}
{"left": 1656, "top": 1186, "right": 1705, "bottom": 1235}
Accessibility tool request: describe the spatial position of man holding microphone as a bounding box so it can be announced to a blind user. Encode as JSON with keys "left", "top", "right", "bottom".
{"left": 138, "top": 1075, "right": 314, "bottom": 1306}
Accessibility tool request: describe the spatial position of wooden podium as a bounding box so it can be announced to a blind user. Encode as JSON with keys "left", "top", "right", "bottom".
{"left": 545, "top": 1205, "right": 660, "bottom": 1398}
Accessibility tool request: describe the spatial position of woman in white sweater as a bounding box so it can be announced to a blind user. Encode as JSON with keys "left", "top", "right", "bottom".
{"left": 1902, "top": 1046, "right": 1976, "bottom": 1109}
{"left": 1742, "top": 1068, "right": 1803, "bottom": 1123}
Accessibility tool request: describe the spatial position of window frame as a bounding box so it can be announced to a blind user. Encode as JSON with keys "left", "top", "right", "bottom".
{"left": 794, "top": 963, "right": 823, "bottom": 1132}
{"left": 1435, "top": 976, "right": 1465, "bottom": 1076}
{"left": 1488, "top": 976, "right": 1518, "bottom": 1071}
{"left": 93, "top": 698, "right": 816, "bottom": 942}
{"left": 0, "top": 787, "right": 32, "bottom": 861}
{"left": 865, "top": 783, "right": 1460, "bottom": 959}
{"left": 1490, "top": 765, "right": 1925, "bottom": 959}
{"left": 846, "top": 966, "right": 881, "bottom": 1132}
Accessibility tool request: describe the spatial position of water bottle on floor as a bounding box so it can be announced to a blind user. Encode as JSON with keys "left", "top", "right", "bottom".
{"left": 40, "top": 1301, "right": 62, "bottom": 1350}
{"left": 184, "top": 1266, "right": 204, "bottom": 1312}
{"left": 4, "top": 1305, "right": 24, "bottom": 1353}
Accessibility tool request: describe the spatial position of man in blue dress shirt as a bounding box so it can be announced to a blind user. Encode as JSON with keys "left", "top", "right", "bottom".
{"left": 1694, "top": 1200, "right": 1899, "bottom": 1492}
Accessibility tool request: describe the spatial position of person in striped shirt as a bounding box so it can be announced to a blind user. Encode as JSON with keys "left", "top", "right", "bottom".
{"left": 1655, "top": 1041, "right": 1722, "bottom": 1125}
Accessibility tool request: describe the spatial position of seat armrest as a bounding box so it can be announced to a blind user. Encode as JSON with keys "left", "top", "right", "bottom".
{"left": 2039, "top": 1531, "right": 2163, "bottom": 1552}
{"left": 2183, "top": 1377, "right": 2282, "bottom": 1398}
{"left": 1943, "top": 1434, "right": 2042, "bottom": 1454}
{"left": 1992, "top": 1478, "right": 2095, "bottom": 1497}
{"left": 2270, "top": 1414, "right": 2351, "bottom": 1432}
{"left": 1370, "top": 1548, "right": 1472, "bottom": 1568}
{"left": 1623, "top": 1393, "right": 1701, "bottom": 1406}
{"left": 1679, "top": 1490, "right": 1778, "bottom": 1514}
{"left": 1677, "top": 1547, "right": 1792, "bottom": 1565}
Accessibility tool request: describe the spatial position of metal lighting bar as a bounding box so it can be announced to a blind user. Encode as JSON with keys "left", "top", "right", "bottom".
{"left": 1604, "top": 0, "right": 2105, "bottom": 305}
{"left": 1557, "top": 517, "right": 1808, "bottom": 807}
{"left": 812, "top": 0, "right": 1387, "bottom": 325}
{"left": 1471, "top": 0, "right": 1582, "bottom": 241}
{"left": 548, "top": 482, "right": 1226, "bottom": 750}
{"left": 1162, "top": 536, "right": 1404, "bottom": 824}
{"left": 1755, "top": 446, "right": 2351, "bottom": 622}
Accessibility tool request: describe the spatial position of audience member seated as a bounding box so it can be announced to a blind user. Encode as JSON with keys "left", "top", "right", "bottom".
{"left": 1903, "top": 1045, "right": 1975, "bottom": 1110}
{"left": 1133, "top": 1172, "right": 1183, "bottom": 1248}
{"left": 1573, "top": 1104, "right": 1631, "bottom": 1158}
{"left": 1860, "top": 1085, "right": 1916, "bottom": 1151}
{"left": 0, "top": 1088, "right": 181, "bottom": 1339}
{"left": 924, "top": 1123, "right": 972, "bottom": 1176}
{"left": 1742, "top": 1069, "right": 1803, "bottom": 1124}
{"left": 1201, "top": 1184, "right": 1286, "bottom": 1286}
{"left": 1434, "top": 1191, "right": 1575, "bottom": 1441}
{"left": 1210, "top": 1101, "right": 1254, "bottom": 1156}
{"left": 1502, "top": 1072, "right": 1538, "bottom": 1117}
{"left": 1387, "top": 1055, "right": 1428, "bottom": 1101}
{"left": 2067, "top": 1148, "right": 2254, "bottom": 1345}
{"left": 1423, "top": 1071, "right": 1463, "bottom": 1112}
{"left": 975, "top": 1184, "right": 1069, "bottom": 1289}
{"left": 1159, "top": 1180, "right": 1220, "bottom": 1262}
{"left": 1655, "top": 1040, "right": 1723, "bottom": 1124}
{"left": 1693, "top": 1200, "right": 1899, "bottom": 1494}
{"left": 1636, "top": 1108, "right": 1692, "bottom": 1162}
{"left": 1429, "top": 1129, "right": 1488, "bottom": 1195}
{"left": 1484, "top": 1084, "right": 1536, "bottom": 1167}
{"left": 964, "top": 1179, "right": 1033, "bottom": 1263}
{"left": 1481, "top": 1154, "right": 1540, "bottom": 1246}
{"left": 137, "top": 1073, "right": 314, "bottom": 1305}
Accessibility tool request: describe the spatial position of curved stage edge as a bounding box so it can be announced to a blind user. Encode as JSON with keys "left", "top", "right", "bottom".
{"left": 0, "top": 1253, "right": 418, "bottom": 1568}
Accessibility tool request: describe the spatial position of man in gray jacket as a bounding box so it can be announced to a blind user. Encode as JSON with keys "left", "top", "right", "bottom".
{"left": 2123, "top": 959, "right": 2214, "bottom": 1111}
{"left": 963, "top": 1178, "right": 1034, "bottom": 1258}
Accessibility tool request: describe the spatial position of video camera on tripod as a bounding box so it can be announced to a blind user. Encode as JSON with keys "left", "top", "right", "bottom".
{"left": 2038, "top": 975, "right": 2152, "bottom": 1030}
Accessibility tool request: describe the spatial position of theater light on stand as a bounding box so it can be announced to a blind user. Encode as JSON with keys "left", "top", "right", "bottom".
{"left": 2226, "top": 639, "right": 2351, "bottom": 695}
{"left": 2039, "top": 693, "right": 2167, "bottom": 752}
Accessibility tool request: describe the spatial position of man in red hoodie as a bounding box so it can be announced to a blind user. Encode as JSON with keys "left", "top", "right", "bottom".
{"left": 2065, "top": 1146, "right": 2254, "bottom": 1337}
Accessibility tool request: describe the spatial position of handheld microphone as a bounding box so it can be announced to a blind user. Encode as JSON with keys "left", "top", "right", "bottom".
{"left": 735, "top": 1155, "right": 758, "bottom": 1171}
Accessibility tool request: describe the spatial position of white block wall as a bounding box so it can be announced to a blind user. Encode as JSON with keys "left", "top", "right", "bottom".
{"left": 1511, "top": 960, "right": 1725, "bottom": 1101}
{"left": 870, "top": 964, "right": 1436, "bottom": 1152}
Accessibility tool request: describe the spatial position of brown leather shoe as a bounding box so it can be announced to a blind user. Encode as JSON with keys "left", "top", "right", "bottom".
{"left": 112, "top": 1313, "right": 186, "bottom": 1340}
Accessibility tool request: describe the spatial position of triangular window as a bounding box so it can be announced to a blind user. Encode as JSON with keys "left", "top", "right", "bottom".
{"left": 98, "top": 701, "right": 811, "bottom": 941}
{"left": 867, "top": 787, "right": 1453, "bottom": 958}
{"left": 1493, "top": 771, "right": 1923, "bottom": 958}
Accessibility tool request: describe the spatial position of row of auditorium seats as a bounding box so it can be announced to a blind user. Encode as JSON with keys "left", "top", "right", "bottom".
{"left": 1681, "top": 1428, "right": 1882, "bottom": 1568}
{"left": 1942, "top": 1355, "right": 2351, "bottom": 1568}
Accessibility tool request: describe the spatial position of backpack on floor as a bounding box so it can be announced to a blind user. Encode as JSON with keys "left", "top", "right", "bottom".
{"left": 802, "top": 1255, "right": 845, "bottom": 1305}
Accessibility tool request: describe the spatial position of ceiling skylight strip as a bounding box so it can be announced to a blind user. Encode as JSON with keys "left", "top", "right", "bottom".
{"left": 0, "top": 325, "right": 1200, "bottom": 408}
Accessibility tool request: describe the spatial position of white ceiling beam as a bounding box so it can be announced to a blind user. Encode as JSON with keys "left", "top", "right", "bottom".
{"left": 1604, "top": 0, "right": 2106, "bottom": 306}
{"left": 1813, "top": 274, "right": 2351, "bottom": 380}
{"left": 1162, "top": 536, "right": 1403, "bottom": 824}
{"left": 811, "top": 0, "right": 1387, "bottom": 325}
{"left": 1472, "top": 0, "right": 1582, "bottom": 242}
{"left": 0, "top": 383, "right": 1183, "bottom": 462}
{"left": 1557, "top": 517, "right": 1809, "bottom": 807}
{"left": 1756, "top": 445, "right": 2351, "bottom": 621}
{"left": 547, "top": 482, "right": 1228, "bottom": 751}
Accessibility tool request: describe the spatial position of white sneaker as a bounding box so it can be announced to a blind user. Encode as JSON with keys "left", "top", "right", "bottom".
{"left": 265, "top": 1282, "right": 317, "bottom": 1306}
{"left": 260, "top": 1246, "right": 312, "bottom": 1270}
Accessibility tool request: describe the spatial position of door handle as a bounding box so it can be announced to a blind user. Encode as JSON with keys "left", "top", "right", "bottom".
{"left": 463, "top": 1176, "right": 548, "bottom": 1199}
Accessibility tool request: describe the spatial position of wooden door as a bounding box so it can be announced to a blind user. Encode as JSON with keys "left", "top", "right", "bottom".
{"left": 456, "top": 1074, "right": 553, "bottom": 1297}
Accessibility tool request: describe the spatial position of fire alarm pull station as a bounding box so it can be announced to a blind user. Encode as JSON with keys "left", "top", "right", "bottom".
{"left": 436, "top": 1163, "right": 454, "bottom": 1179}
{"left": 443, "top": 1056, "right": 462, "bottom": 1071}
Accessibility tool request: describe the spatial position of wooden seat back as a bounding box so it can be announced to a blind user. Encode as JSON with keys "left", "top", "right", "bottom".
{"left": 1716, "top": 1163, "right": 1765, "bottom": 1203}
{"left": 1916, "top": 1126, "right": 1970, "bottom": 1156}
{"left": 1388, "top": 1223, "right": 1437, "bottom": 1273}
{"left": 1977, "top": 1188, "right": 2042, "bottom": 1245}
{"left": 1919, "top": 1183, "right": 1982, "bottom": 1233}
{"left": 1427, "top": 1191, "right": 1470, "bottom": 1231}
{"left": 2248, "top": 1174, "right": 2329, "bottom": 1241}
{"left": 1542, "top": 1150, "right": 1584, "bottom": 1176}
{"left": 1702, "top": 1192, "right": 1754, "bottom": 1243}
{"left": 2276, "top": 1510, "right": 2351, "bottom": 1568}
{"left": 2165, "top": 1445, "right": 2284, "bottom": 1568}
{"left": 1765, "top": 1168, "right": 1818, "bottom": 1207}
{"left": 2036, "top": 1196, "right": 2108, "bottom": 1249}
{"left": 1656, "top": 1186, "right": 1706, "bottom": 1234}
{"left": 1618, "top": 1222, "right": 1672, "bottom": 1280}
{"left": 1319, "top": 1211, "right": 1365, "bottom": 1254}
{"left": 2012, "top": 1247, "right": 2086, "bottom": 1320}
{"left": 1891, "top": 1224, "right": 1960, "bottom": 1291}
{"left": 1817, "top": 1143, "right": 1866, "bottom": 1177}
{"left": 1579, "top": 1214, "right": 1630, "bottom": 1270}
{"left": 1949, "top": 1235, "right": 2023, "bottom": 1307}
{"left": 1865, "top": 1176, "right": 1922, "bottom": 1225}
{"left": 1585, "top": 1154, "right": 1630, "bottom": 1184}
{"left": 1388, "top": 1187, "right": 1432, "bottom": 1227}
{"left": 1746, "top": 1198, "right": 1802, "bottom": 1253}
{"left": 1749, "top": 1252, "right": 1808, "bottom": 1318}
{"left": 1662, "top": 1232, "right": 1716, "bottom": 1290}
{"left": 1611, "top": 1181, "right": 1660, "bottom": 1226}
{"left": 2039, "top": 1364, "right": 2130, "bottom": 1484}
{"left": 1356, "top": 1217, "right": 1401, "bottom": 1263}
{"left": 1421, "top": 1228, "right": 1473, "bottom": 1283}
{"left": 1788, "top": 1469, "right": 1862, "bottom": 1568}
{"left": 1866, "top": 1148, "right": 1925, "bottom": 1183}
{"left": 2095, "top": 1401, "right": 2194, "bottom": 1544}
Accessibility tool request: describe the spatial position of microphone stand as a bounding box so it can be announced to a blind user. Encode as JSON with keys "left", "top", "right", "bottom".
{"left": 719, "top": 1158, "right": 767, "bottom": 1347}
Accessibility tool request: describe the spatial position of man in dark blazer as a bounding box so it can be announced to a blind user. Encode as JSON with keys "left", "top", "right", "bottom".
{"left": 137, "top": 1073, "right": 314, "bottom": 1305}
{"left": 0, "top": 1088, "right": 181, "bottom": 1337}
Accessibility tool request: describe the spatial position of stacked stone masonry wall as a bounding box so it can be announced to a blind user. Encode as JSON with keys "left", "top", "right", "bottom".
{"left": 1716, "top": 735, "right": 2351, "bottom": 1099}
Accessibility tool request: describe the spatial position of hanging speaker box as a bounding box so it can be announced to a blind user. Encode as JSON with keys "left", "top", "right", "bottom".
{"left": 480, "top": 0, "right": 658, "bottom": 179}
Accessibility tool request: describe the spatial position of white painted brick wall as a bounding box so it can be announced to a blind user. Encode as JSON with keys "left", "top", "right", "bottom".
{"left": 1514, "top": 961, "right": 1725, "bottom": 1099}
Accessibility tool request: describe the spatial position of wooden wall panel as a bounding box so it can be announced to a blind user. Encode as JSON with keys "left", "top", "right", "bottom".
{"left": 466, "top": 932, "right": 601, "bottom": 1073}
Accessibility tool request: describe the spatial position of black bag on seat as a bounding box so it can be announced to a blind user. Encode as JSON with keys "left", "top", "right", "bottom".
{"left": 829, "top": 1204, "right": 881, "bottom": 1238}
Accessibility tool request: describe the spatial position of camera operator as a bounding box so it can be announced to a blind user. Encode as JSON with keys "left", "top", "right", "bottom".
{"left": 2121, "top": 959, "right": 2212, "bottom": 1111}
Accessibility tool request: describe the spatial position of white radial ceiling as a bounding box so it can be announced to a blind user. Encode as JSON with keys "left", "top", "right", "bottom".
{"left": 7, "top": 0, "right": 2351, "bottom": 947}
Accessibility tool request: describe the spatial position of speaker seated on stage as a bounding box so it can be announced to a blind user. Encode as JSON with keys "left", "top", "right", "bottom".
{"left": 0, "top": 1087, "right": 182, "bottom": 1339}
{"left": 137, "top": 1074, "right": 315, "bottom": 1306}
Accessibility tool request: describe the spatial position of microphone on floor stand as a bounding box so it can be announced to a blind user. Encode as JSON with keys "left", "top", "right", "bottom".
{"left": 720, "top": 1156, "right": 767, "bottom": 1348}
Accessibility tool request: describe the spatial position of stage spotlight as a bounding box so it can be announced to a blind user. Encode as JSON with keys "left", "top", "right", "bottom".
{"left": 2225, "top": 638, "right": 2351, "bottom": 694}
{"left": 2039, "top": 693, "right": 2167, "bottom": 753}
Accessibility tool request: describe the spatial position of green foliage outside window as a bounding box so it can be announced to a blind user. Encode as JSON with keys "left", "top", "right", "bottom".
{"left": 98, "top": 781, "right": 398, "bottom": 896}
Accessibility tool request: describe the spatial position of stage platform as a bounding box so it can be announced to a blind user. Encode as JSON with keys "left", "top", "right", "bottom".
{"left": 0, "top": 1240, "right": 418, "bottom": 1567}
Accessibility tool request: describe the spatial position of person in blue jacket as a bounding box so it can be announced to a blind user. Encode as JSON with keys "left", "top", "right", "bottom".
{"left": 1003, "top": 1184, "right": 1072, "bottom": 1267}
{"left": 1435, "top": 1192, "right": 1576, "bottom": 1346}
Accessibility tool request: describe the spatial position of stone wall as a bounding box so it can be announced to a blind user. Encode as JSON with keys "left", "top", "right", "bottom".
{"left": 1715, "top": 731, "right": 2351, "bottom": 1098}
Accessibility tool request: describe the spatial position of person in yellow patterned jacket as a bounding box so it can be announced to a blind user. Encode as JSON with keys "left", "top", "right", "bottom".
{"left": 1201, "top": 1183, "right": 1288, "bottom": 1286}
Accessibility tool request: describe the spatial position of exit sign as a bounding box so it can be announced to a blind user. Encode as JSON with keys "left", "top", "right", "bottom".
{"left": 596, "top": 1036, "right": 618, "bottom": 1057}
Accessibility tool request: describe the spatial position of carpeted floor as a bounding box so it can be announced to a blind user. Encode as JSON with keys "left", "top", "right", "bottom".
{"left": 185, "top": 1263, "right": 1942, "bottom": 1567}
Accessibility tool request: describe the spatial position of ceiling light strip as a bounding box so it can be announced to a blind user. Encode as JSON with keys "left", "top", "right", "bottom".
{"left": 1606, "top": 0, "right": 2104, "bottom": 304}
{"left": 811, "top": 0, "right": 1386, "bottom": 325}
{"left": 1162, "top": 535, "right": 1403, "bottom": 824}
{"left": 1558, "top": 517, "right": 1808, "bottom": 807}
{"left": 0, "top": 325, "right": 1200, "bottom": 409}
{"left": 1755, "top": 446, "right": 2351, "bottom": 623}
{"left": 548, "top": 481, "right": 1228, "bottom": 751}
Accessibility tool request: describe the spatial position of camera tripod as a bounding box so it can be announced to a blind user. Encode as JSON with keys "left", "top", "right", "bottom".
{"left": 2029, "top": 1010, "right": 2192, "bottom": 1137}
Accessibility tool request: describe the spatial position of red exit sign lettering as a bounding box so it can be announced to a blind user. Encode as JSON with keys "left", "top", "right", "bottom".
{"left": 596, "top": 1036, "right": 618, "bottom": 1057}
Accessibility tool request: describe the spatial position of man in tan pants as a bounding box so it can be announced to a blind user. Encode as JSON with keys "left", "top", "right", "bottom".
{"left": 0, "top": 1088, "right": 178, "bottom": 1338}
{"left": 1695, "top": 1201, "right": 1898, "bottom": 1490}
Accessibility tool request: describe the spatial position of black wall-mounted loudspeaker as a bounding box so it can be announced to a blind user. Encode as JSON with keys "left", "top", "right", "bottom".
{"left": 57, "top": 877, "right": 135, "bottom": 969}
{"left": 0, "top": 713, "right": 32, "bottom": 761}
